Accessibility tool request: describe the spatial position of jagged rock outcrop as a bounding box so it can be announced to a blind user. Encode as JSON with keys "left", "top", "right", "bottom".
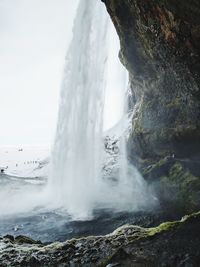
{"left": 102, "top": 0, "right": 200, "bottom": 212}
{"left": 1, "top": 212, "right": 200, "bottom": 266}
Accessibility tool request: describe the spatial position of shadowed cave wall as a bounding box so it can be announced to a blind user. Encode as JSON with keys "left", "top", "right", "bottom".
{"left": 102, "top": 0, "right": 200, "bottom": 213}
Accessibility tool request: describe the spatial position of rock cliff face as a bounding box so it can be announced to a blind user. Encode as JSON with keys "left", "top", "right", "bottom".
{"left": 102, "top": 0, "right": 200, "bottom": 212}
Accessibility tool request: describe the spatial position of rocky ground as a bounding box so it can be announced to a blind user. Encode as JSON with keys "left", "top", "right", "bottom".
{"left": 0, "top": 211, "right": 200, "bottom": 266}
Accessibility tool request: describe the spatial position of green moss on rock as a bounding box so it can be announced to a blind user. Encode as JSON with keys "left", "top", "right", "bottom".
{"left": 147, "top": 220, "right": 179, "bottom": 236}
{"left": 160, "top": 162, "right": 200, "bottom": 212}
{"left": 14, "top": 235, "right": 42, "bottom": 245}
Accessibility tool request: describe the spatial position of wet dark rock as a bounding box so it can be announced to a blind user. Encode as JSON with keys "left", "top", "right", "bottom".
{"left": 14, "top": 235, "right": 42, "bottom": 245}
{"left": 0, "top": 212, "right": 200, "bottom": 266}
{"left": 3, "top": 235, "right": 15, "bottom": 242}
{"left": 101, "top": 0, "right": 200, "bottom": 213}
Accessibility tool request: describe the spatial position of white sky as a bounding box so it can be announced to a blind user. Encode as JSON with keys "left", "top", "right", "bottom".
{"left": 0, "top": 0, "right": 79, "bottom": 146}
{"left": 0, "top": 0, "right": 125, "bottom": 147}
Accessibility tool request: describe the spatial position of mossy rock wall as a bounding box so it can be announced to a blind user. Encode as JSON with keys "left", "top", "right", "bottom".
{"left": 102, "top": 0, "right": 200, "bottom": 212}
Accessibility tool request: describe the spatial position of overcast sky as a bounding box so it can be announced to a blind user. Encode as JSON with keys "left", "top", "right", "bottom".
{"left": 0, "top": 0, "right": 79, "bottom": 146}
{"left": 0, "top": 0, "right": 125, "bottom": 147}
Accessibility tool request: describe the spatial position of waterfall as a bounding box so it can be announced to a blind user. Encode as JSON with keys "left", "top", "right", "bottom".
{"left": 49, "top": 0, "right": 109, "bottom": 218}
{"left": 49, "top": 0, "right": 156, "bottom": 219}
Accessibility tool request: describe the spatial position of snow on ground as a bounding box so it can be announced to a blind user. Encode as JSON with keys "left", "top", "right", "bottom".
{"left": 0, "top": 115, "right": 131, "bottom": 180}
{"left": 0, "top": 145, "right": 50, "bottom": 178}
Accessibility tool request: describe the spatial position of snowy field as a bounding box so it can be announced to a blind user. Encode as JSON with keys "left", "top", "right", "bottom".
{"left": 0, "top": 145, "right": 50, "bottom": 178}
